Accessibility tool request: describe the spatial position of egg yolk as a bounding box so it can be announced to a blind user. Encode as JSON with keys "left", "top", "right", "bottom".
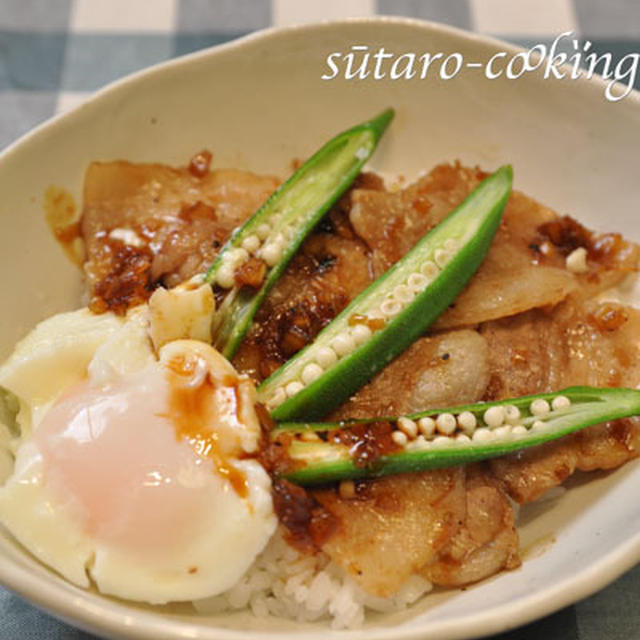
{"left": 34, "top": 357, "right": 250, "bottom": 555}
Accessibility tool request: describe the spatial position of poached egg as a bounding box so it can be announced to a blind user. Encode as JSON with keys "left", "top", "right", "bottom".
{"left": 0, "top": 309, "right": 276, "bottom": 604}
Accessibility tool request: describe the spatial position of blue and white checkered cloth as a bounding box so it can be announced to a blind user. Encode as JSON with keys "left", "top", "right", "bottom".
{"left": 0, "top": 1, "right": 639, "bottom": 638}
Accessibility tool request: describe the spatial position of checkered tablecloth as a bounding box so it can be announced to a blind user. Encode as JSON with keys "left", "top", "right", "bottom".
{"left": 0, "top": 1, "right": 639, "bottom": 638}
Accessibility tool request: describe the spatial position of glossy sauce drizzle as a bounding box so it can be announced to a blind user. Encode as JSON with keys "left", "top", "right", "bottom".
{"left": 165, "top": 355, "right": 248, "bottom": 498}
{"left": 44, "top": 185, "right": 85, "bottom": 266}
{"left": 348, "top": 313, "right": 386, "bottom": 331}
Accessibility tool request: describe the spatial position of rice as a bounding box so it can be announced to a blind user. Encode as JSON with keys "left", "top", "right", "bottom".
{"left": 198, "top": 482, "right": 571, "bottom": 629}
{"left": 193, "top": 528, "right": 433, "bottom": 629}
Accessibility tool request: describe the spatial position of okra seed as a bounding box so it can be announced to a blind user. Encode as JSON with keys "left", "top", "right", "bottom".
{"left": 392, "top": 430, "right": 408, "bottom": 446}
{"left": 316, "top": 346, "right": 338, "bottom": 368}
{"left": 285, "top": 381, "right": 304, "bottom": 398}
{"left": 512, "top": 425, "right": 528, "bottom": 437}
{"left": 436, "top": 413, "right": 457, "bottom": 435}
{"left": 409, "top": 435, "right": 430, "bottom": 450}
{"left": 483, "top": 406, "right": 506, "bottom": 428}
{"left": 493, "top": 425, "right": 512, "bottom": 439}
{"left": 269, "top": 387, "right": 287, "bottom": 408}
{"left": 532, "top": 420, "right": 548, "bottom": 431}
{"left": 301, "top": 363, "right": 324, "bottom": 385}
{"left": 262, "top": 242, "right": 282, "bottom": 266}
{"left": 282, "top": 225, "right": 296, "bottom": 242}
{"left": 432, "top": 435, "right": 454, "bottom": 447}
{"left": 444, "top": 238, "right": 459, "bottom": 253}
{"left": 407, "top": 272, "right": 429, "bottom": 292}
{"left": 457, "top": 411, "right": 477, "bottom": 434}
{"left": 434, "top": 248, "right": 452, "bottom": 268}
{"left": 332, "top": 333, "right": 356, "bottom": 357}
{"left": 472, "top": 428, "right": 494, "bottom": 442}
{"left": 300, "top": 431, "right": 320, "bottom": 442}
{"left": 216, "top": 264, "right": 235, "bottom": 289}
{"left": 256, "top": 223, "right": 271, "bottom": 240}
{"left": 504, "top": 405, "right": 521, "bottom": 424}
{"left": 397, "top": 417, "right": 418, "bottom": 439}
{"left": 233, "top": 247, "right": 249, "bottom": 264}
{"left": 418, "top": 416, "right": 436, "bottom": 437}
{"left": 351, "top": 324, "right": 372, "bottom": 345}
{"left": 394, "top": 284, "right": 414, "bottom": 304}
{"left": 420, "top": 260, "right": 439, "bottom": 278}
{"left": 241, "top": 234, "right": 261, "bottom": 254}
{"left": 530, "top": 398, "right": 551, "bottom": 417}
{"left": 380, "top": 299, "right": 402, "bottom": 317}
{"left": 222, "top": 249, "right": 238, "bottom": 266}
{"left": 456, "top": 433, "right": 471, "bottom": 444}
{"left": 552, "top": 395, "right": 571, "bottom": 410}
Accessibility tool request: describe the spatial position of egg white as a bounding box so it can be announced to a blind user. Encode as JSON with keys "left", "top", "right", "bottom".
{"left": 0, "top": 431, "right": 276, "bottom": 603}
{"left": 0, "top": 308, "right": 126, "bottom": 434}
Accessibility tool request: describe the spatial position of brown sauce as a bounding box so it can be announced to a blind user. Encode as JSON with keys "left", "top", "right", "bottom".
{"left": 520, "top": 533, "right": 556, "bottom": 560}
{"left": 188, "top": 149, "right": 213, "bottom": 178}
{"left": 164, "top": 355, "right": 248, "bottom": 498}
{"left": 348, "top": 313, "right": 386, "bottom": 331}
{"left": 235, "top": 257, "right": 267, "bottom": 289}
{"left": 591, "top": 233, "right": 638, "bottom": 268}
{"left": 263, "top": 421, "right": 400, "bottom": 488}
{"left": 330, "top": 421, "right": 400, "bottom": 469}
{"left": 538, "top": 215, "right": 639, "bottom": 271}
{"left": 44, "top": 185, "right": 85, "bottom": 266}
{"left": 249, "top": 288, "right": 349, "bottom": 379}
{"left": 89, "top": 238, "right": 156, "bottom": 315}
{"left": 537, "top": 216, "right": 592, "bottom": 256}
{"left": 260, "top": 432, "right": 301, "bottom": 477}
{"left": 271, "top": 478, "right": 337, "bottom": 553}
{"left": 589, "top": 303, "right": 629, "bottom": 332}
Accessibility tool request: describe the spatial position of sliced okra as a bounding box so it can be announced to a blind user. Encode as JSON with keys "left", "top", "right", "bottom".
{"left": 260, "top": 165, "right": 513, "bottom": 421}
{"left": 205, "top": 108, "right": 394, "bottom": 359}
{"left": 271, "top": 386, "right": 640, "bottom": 486}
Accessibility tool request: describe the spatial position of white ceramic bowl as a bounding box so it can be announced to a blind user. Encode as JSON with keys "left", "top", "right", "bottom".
{"left": 0, "top": 17, "right": 639, "bottom": 640}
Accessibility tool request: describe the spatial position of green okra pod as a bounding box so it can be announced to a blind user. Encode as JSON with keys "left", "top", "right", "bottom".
{"left": 272, "top": 386, "right": 640, "bottom": 486}
{"left": 205, "top": 108, "right": 394, "bottom": 359}
{"left": 260, "top": 165, "right": 513, "bottom": 421}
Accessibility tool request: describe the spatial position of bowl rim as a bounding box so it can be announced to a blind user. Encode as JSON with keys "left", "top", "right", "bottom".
{"left": 1, "top": 14, "right": 638, "bottom": 161}
{"left": 0, "top": 15, "right": 639, "bottom": 640}
{"left": 3, "top": 510, "right": 639, "bottom": 640}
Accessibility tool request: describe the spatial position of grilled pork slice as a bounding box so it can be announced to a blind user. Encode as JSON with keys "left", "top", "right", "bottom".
{"left": 312, "top": 469, "right": 466, "bottom": 597}
{"left": 490, "top": 420, "right": 640, "bottom": 504}
{"left": 81, "top": 159, "right": 279, "bottom": 313}
{"left": 423, "top": 466, "right": 520, "bottom": 587}
{"left": 349, "top": 163, "right": 487, "bottom": 277}
{"left": 482, "top": 300, "right": 640, "bottom": 502}
{"left": 482, "top": 299, "right": 640, "bottom": 398}
{"left": 305, "top": 329, "right": 519, "bottom": 595}
{"left": 330, "top": 330, "right": 490, "bottom": 419}
{"left": 232, "top": 224, "right": 373, "bottom": 380}
{"left": 80, "top": 158, "right": 637, "bottom": 346}
{"left": 349, "top": 162, "right": 637, "bottom": 329}
{"left": 78, "top": 158, "right": 640, "bottom": 597}
{"left": 306, "top": 465, "right": 519, "bottom": 595}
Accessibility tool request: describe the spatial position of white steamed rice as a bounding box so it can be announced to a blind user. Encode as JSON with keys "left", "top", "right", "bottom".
{"left": 193, "top": 527, "right": 433, "bottom": 629}
{"left": 193, "top": 483, "right": 570, "bottom": 629}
